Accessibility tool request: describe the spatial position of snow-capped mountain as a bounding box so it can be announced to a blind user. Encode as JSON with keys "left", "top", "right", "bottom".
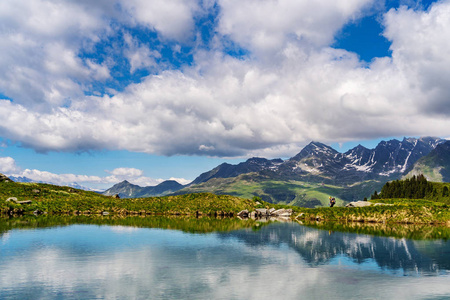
{"left": 192, "top": 137, "right": 446, "bottom": 185}
{"left": 103, "top": 136, "right": 448, "bottom": 200}
{"left": 341, "top": 137, "right": 446, "bottom": 179}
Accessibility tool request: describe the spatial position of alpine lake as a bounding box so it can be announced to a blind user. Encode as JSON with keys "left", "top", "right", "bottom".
{"left": 0, "top": 215, "right": 449, "bottom": 300}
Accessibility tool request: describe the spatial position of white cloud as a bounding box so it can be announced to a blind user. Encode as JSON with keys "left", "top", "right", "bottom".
{"left": 1, "top": 0, "right": 450, "bottom": 160}
{"left": 217, "top": 0, "right": 373, "bottom": 57}
{"left": 21, "top": 169, "right": 103, "bottom": 186}
{"left": 123, "top": 32, "right": 161, "bottom": 73}
{"left": 383, "top": 1, "right": 450, "bottom": 115}
{"left": 0, "top": 0, "right": 113, "bottom": 110}
{"left": 120, "top": 0, "right": 200, "bottom": 40}
{"left": 0, "top": 157, "right": 21, "bottom": 174}
{"left": 107, "top": 167, "right": 144, "bottom": 178}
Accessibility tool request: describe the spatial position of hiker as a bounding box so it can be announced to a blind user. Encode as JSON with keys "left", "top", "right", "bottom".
{"left": 329, "top": 196, "right": 336, "bottom": 207}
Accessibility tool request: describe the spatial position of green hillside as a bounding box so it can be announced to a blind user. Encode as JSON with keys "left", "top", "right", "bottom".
{"left": 0, "top": 180, "right": 264, "bottom": 216}
{"left": 406, "top": 141, "right": 450, "bottom": 182}
{"left": 177, "top": 173, "right": 384, "bottom": 207}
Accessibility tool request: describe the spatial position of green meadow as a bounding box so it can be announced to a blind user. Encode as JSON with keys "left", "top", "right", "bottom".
{"left": 0, "top": 178, "right": 449, "bottom": 227}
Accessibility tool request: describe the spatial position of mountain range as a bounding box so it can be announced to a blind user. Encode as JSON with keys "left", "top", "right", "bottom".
{"left": 104, "top": 137, "right": 450, "bottom": 206}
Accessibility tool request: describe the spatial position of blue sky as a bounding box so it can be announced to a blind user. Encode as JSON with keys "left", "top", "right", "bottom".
{"left": 0, "top": 0, "right": 449, "bottom": 190}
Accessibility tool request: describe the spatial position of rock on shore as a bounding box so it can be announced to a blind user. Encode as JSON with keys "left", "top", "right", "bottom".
{"left": 237, "top": 208, "right": 293, "bottom": 218}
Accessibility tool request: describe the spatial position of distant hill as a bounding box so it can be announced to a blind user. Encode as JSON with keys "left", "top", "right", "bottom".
{"left": 103, "top": 180, "right": 184, "bottom": 198}
{"left": 190, "top": 157, "right": 283, "bottom": 185}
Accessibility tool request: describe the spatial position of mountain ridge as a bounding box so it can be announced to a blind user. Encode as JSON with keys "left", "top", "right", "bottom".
{"left": 103, "top": 136, "right": 449, "bottom": 203}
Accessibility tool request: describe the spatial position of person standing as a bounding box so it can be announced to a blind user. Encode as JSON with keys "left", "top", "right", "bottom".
{"left": 329, "top": 196, "right": 336, "bottom": 207}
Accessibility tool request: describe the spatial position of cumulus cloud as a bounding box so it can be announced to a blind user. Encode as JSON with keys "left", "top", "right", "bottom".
{"left": 383, "top": 2, "right": 450, "bottom": 115}
{"left": 0, "top": 0, "right": 113, "bottom": 110}
{"left": 1, "top": 0, "right": 450, "bottom": 159}
{"left": 120, "top": 0, "right": 200, "bottom": 41}
{"left": 217, "top": 0, "right": 373, "bottom": 57}
{"left": 0, "top": 157, "right": 21, "bottom": 174}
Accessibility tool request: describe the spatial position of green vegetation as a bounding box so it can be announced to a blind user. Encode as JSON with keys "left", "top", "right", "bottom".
{"left": 294, "top": 176, "right": 450, "bottom": 226}
{"left": 295, "top": 202, "right": 450, "bottom": 225}
{"left": 0, "top": 181, "right": 267, "bottom": 216}
{"left": 178, "top": 173, "right": 384, "bottom": 207}
{"left": 1, "top": 176, "right": 449, "bottom": 229}
{"left": 371, "top": 174, "right": 450, "bottom": 205}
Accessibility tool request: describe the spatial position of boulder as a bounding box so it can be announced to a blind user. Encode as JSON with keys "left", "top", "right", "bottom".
{"left": 270, "top": 208, "right": 292, "bottom": 216}
{"left": 345, "top": 201, "right": 373, "bottom": 208}
{"left": 255, "top": 208, "right": 268, "bottom": 216}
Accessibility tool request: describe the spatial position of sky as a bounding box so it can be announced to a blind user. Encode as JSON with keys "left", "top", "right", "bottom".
{"left": 0, "top": 0, "right": 449, "bottom": 190}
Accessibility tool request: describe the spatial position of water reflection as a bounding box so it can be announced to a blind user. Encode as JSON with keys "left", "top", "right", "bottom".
{"left": 0, "top": 217, "right": 449, "bottom": 300}
{"left": 217, "top": 222, "right": 450, "bottom": 275}
{"left": 0, "top": 215, "right": 262, "bottom": 235}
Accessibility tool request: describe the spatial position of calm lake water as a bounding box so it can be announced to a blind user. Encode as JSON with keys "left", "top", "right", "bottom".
{"left": 0, "top": 217, "right": 449, "bottom": 300}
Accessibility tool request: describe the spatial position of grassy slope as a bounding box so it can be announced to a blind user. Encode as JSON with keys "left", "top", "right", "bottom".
{"left": 178, "top": 174, "right": 384, "bottom": 207}
{"left": 0, "top": 181, "right": 267, "bottom": 216}
{"left": 407, "top": 162, "right": 444, "bottom": 182}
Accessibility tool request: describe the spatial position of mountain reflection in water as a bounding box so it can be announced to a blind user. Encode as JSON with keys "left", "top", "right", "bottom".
{"left": 217, "top": 222, "right": 450, "bottom": 275}
{"left": 0, "top": 216, "right": 449, "bottom": 300}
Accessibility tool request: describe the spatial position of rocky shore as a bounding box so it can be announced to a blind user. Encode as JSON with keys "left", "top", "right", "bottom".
{"left": 237, "top": 208, "right": 293, "bottom": 219}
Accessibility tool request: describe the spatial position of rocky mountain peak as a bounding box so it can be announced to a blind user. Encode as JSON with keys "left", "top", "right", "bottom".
{"left": 290, "top": 141, "right": 338, "bottom": 161}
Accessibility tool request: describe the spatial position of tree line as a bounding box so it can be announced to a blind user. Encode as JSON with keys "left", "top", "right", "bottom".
{"left": 371, "top": 174, "right": 443, "bottom": 200}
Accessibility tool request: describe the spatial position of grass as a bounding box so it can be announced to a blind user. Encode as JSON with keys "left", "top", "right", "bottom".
{"left": 0, "top": 181, "right": 269, "bottom": 216}
{"left": 294, "top": 198, "right": 450, "bottom": 225}
{"left": 178, "top": 175, "right": 355, "bottom": 207}
{"left": 1, "top": 180, "right": 449, "bottom": 228}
